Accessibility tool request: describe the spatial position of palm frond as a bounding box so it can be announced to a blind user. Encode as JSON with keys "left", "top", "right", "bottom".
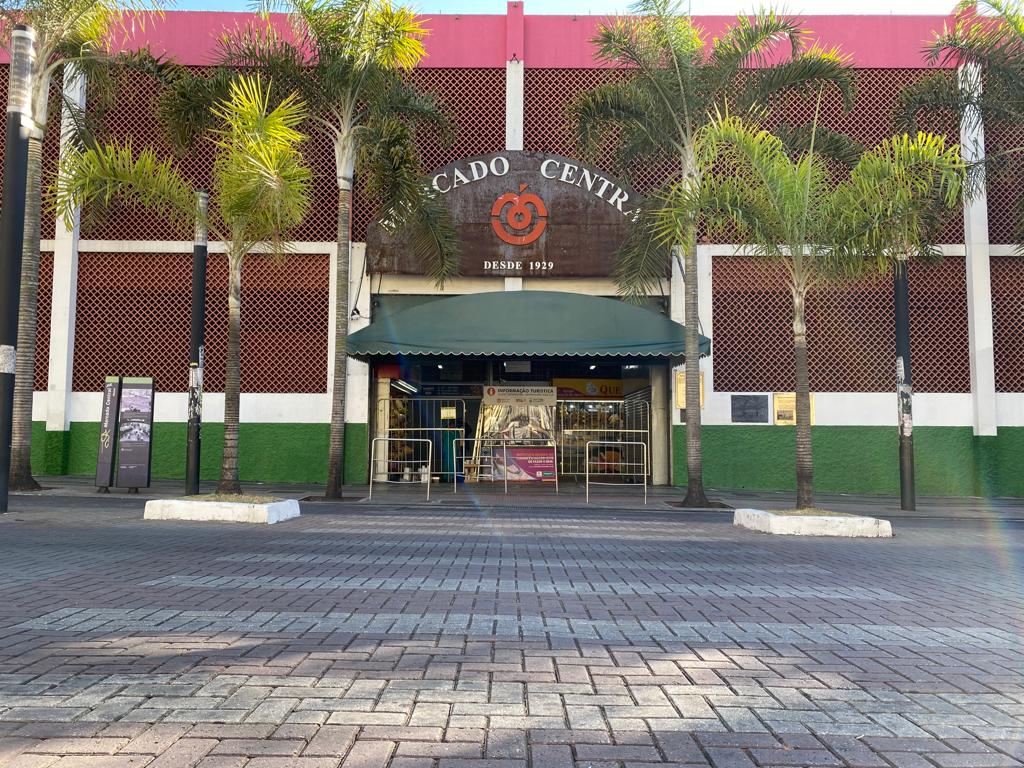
{"left": 361, "top": 69, "right": 453, "bottom": 144}
{"left": 158, "top": 64, "right": 236, "bottom": 151}
{"left": 737, "top": 44, "right": 856, "bottom": 114}
{"left": 569, "top": 80, "right": 663, "bottom": 162}
{"left": 833, "top": 132, "right": 965, "bottom": 274}
{"left": 708, "top": 10, "right": 804, "bottom": 79}
{"left": 613, "top": 196, "right": 676, "bottom": 302}
{"left": 773, "top": 121, "right": 864, "bottom": 167}
{"left": 212, "top": 75, "right": 311, "bottom": 253}
{"left": 357, "top": 112, "right": 459, "bottom": 286}
{"left": 359, "top": 0, "right": 426, "bottom": 69}
{"left": 54, "top": 139, "right": 197, "bottom": 234}
{"left": 894, "top": 70, "right": 966, "bottom": 132}
{"left": 926, "top": 0, "right": 1024, "bottom": 78}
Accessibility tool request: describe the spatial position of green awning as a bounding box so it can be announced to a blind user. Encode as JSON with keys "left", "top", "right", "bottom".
{"left": 347, "top": 290, "right": 710, "bottom": 359}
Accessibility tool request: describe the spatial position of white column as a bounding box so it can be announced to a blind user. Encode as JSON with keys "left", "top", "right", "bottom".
{"left": 959, "top": 63, "right": 997, "bottom": 436}
{"left": 649, "top": 364, "right": 669, "bottom": 485}
{"left": 505, "top": 59, "right": 524, "bottom": 152}
{"left": 670, "top": 250, "right": 684, "bottom": 427}
{"left": 696, "top": 243, "right": 714, "bottom": 389}
{"left": 504, "top": 58, "right": 525, "bottom": 292}
{"left": 344, "top": 243, "right": 370, "bottom": 424}
{"left": 669, "top": 245, "right": 713, "bottom": 427}
{"left": 45, "top": 65, "right": 86, "bottom": 432}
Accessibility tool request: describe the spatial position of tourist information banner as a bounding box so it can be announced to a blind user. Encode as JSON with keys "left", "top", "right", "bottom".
{"left": 114, "top": 377, "right": 155, "bottom": 489}
{"left": 95, "top": 376, "right": 122, "bottom": 489}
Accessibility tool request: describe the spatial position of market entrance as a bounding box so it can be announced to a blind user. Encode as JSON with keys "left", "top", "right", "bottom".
{"left": 371, "top": 357, "right": 655, "bottom": 488}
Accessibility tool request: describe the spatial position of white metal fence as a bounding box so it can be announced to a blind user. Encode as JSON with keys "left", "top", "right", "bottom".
{"left": 585, "top": 440, "right": 648, "bottom": 504}
{"left": 376, "top": 397, "right": 467, "bottom": 482}
{"left": 557, "top": 400, "right": 650, "bottom": 478}
{"left": 368, "top": 437, "right": 434, "bottom": 500}
{"left": 452, "top": 437, "right": 559, "bottom": 494}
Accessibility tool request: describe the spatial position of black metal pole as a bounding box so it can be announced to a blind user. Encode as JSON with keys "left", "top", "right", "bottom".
{"left": 0, "top": 26, "right": 35, "bottom": 514}
{"left": 185, "top": 190, "right": 209, "bottom": 496}
{"left": 894, "top": 259, "right": 916, "bottom": 511}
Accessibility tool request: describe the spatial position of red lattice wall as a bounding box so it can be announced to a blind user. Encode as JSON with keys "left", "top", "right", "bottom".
{"left": 352, "top": 68, "right": 507, "bottom": 240}
{"left": 712, "top": 255, "right": 970, "bottom": 393}
{"left": 81, "top": 68, "right": 507, "bottom": 245}
{"left": 992, "top": 256, "right": 1024, "bottom": 392}
{"left": 524, "top": 68, "right": 964, "bottom": 242}
{"left": 1, "top": 62, "right": 1018, "bottom": 399}
{"left": 34, "top": 254, "right": 53, "bottom": 392}
{"left": 72, "top": 252, "right": 329, "bottom": 393}
{"left": 986, "top": 122, "right": 1024, "bottom": 245}
{"left": 81, "top": 68, "right": 338, "bottom": 243}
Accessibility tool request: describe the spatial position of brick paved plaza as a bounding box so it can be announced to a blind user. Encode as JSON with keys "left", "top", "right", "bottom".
{"left": 1, "top": 498, "right": 1023, "bottom": 767}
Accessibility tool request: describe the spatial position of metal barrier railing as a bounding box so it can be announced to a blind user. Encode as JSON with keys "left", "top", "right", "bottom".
{"left": 369, "top": 437, "right": 434, "bottom": 501}
{"left": 557, "top": 400, "right": 650, "bottom": 479}
{"left": 585, "top": 440, "right": 648, "bottom": 504}
{"left": 376, "top": 397, "right": 468, "bottom": 482}
{"left": 386, "top": 427, "right": 464, "bottom": 482}
{"left": 453, "top": 437, "right": 559, "bottom": 495}
{"left": 453, "top": 437, "right": 502, "bottom": 493}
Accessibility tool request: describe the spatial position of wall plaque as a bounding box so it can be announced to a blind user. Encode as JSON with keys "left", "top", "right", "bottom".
{"left": 773, "top": 392, "right": 815, "bottom": 426}
{"left": 367, "top": 151, "right": 651, "bottom": 278}
{"left": 730, "top": 394, "right": 770, "bottom": 424}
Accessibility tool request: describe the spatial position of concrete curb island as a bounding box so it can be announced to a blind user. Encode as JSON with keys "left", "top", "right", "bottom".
{"left": 734, "top": 507, "right": 893, "bottom": 537}
{"left": 143, "top": 498, "right": 301, "bottom": 524}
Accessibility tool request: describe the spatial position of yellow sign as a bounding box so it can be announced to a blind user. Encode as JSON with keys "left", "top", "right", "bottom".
{"left": 553, "top": 378, "right": 623, "bottom": 399}
{"left": 773, "top": 392, "right": 814, "bottom": 425}
{"left": 674, "top": 370, "right": 705, "bottom": 409}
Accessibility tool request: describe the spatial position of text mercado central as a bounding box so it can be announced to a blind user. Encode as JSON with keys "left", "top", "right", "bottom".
{"left": 430, "top": 155, "right": 639, "bottom": 218}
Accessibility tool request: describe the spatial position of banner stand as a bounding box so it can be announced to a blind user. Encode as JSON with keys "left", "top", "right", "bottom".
{"left": 95, "top": 376, "right": 122, "bottom": 493}
{"left": 95, "top": 376, "right": 156, "bottom": 493}
{"left": 115, "top": 377, "right": 156, "bottom": 492}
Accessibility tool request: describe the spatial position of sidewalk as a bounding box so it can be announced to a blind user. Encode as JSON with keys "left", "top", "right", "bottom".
{"left": 12, "top": 474, "right": 1024, "bottom": 521}
{"left": 2, "top": 481, "right": 1024, "bottom": 768}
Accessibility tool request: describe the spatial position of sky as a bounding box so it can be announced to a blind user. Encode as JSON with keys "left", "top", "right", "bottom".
{"left": 173, "top": 0, "right": 958, "bottom": 15}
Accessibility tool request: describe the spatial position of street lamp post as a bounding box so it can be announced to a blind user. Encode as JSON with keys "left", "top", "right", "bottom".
{"left": 185, "top": 190, "right": 209, "bottom": 496}
{"left": 0, "top": 25, "right": 36, "bottom": 513}
{"left": 894, "top": 258, "right": 916, "bottom": 512}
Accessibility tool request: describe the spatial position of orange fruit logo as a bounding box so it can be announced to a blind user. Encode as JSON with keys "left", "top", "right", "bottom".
{"left": 490, "top": 183, "right": 548, "bottom": 245}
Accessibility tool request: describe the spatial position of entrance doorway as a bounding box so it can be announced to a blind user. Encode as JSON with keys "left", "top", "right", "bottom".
{"left": 370, "top": 358, "right": 661, "bottom": 488}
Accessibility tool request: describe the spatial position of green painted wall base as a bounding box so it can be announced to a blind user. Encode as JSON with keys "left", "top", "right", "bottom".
{"left": 31, "top": 420, "right": 371, "bottom": 485}
{"left": 30, "top": 420, "right": 1023, "bottom": 496}
{"left": 673, "top": 424, "right": 1024, "bottom": 497}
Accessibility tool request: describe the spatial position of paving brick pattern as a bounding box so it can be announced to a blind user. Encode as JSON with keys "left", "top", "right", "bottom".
{"left": 1, "top": 502, "right": 1023, "bottom": 768}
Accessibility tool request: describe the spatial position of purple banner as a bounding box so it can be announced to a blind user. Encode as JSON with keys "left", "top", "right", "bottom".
{"left": 494, "top": 446, "right": 556, "bottom": 482}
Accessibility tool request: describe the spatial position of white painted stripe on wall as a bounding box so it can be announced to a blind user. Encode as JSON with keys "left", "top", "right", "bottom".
{"left": 694, "top": 391, "right": 1010, "bottom": 428}
{"left": 31, "top": 389, "right": 1024, "bottom": 428}
{"left": 58, "top": 240, "right": 335, "bottom": 254}
{"left": 34, "top": 391, "right": 329, "bottom": 424}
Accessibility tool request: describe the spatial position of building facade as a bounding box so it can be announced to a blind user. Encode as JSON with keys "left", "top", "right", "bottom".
{"left": 12, "top": 3, "right": 1024, "bottom": 495}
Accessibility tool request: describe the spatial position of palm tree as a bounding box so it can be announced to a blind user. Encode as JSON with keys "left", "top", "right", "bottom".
{"left": 570, "top": 0, "right": 854, "bottom": 506}
{"left": 0, "top": 0, "right": 159, "bottom": 491}
{"left": 658, "top": 115, "right": 962, "bottom": 509}
{"left": 158, "top": 0, "right": 458, "bottom": 499}
{"left": 833, "top": 133, "right": 964, "bottom": 510}
{"left": 898, "top": 0, "right": 1023, "bottom": 241}
{"left": 54, "top": 76, "right": 311, "bottom": 493}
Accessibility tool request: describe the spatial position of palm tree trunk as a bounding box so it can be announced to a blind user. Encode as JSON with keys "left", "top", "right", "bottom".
{"left": 681, "top": 243, "right": 708, "bottom": 507}
{"left": 792, "top": 288, "right": 813, "bottom": 509}
{"left": 218, "top": 252, "right": 243, "bottom": 494}
{"left": 9, "top": 133, "right": 44, "bottom": 491}
{"left": 326, "top": 153, "right": 354, "bottom": 499}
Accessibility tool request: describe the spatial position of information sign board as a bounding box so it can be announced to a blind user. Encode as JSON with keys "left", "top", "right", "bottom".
{"left": 115, "top": 377, "right": 155, "bottom": 489}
